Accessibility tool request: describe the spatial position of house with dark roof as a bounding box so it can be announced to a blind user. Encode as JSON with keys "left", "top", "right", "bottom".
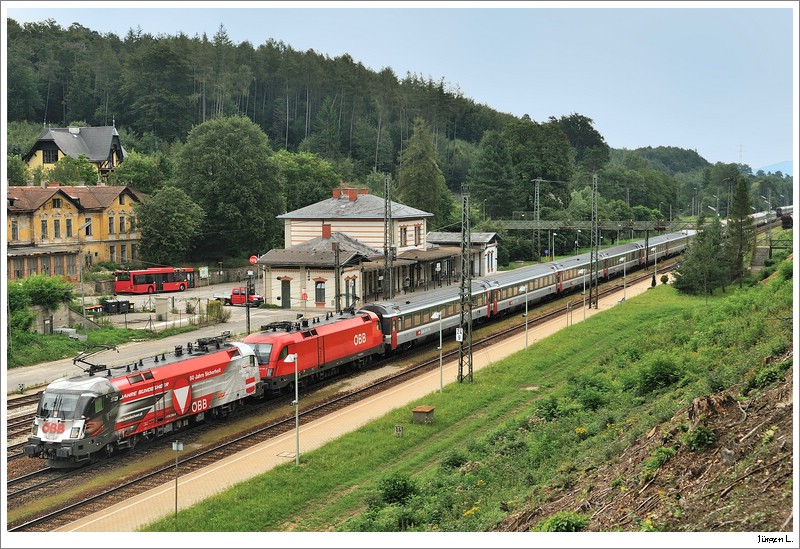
{"left": 254, "top": 188, "right": 463, "bottom": 310}
{"left": 7, "top": 184, "right": 144, "bottom": 282}
{"left": 23, "top": 125, "right": 127, "bottom": 180}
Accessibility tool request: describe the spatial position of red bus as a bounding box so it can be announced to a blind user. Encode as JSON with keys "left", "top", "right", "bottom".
{"left": 114, "top": 267, "right": 195, "bottom": 294}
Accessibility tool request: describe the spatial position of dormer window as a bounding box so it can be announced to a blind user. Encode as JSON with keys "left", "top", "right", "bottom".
{"left": 43, "top": 150, "right": 58, "bottom": 164}
{"left": 119, "top": 194, "right": 125, "bottom": 205}
{"left": 52, "top": 198, "right": 62, "bottom": 209}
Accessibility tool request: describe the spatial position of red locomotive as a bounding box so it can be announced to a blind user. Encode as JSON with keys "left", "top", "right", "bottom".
{"left": 24, "top": 336, "right": 260, "bottom": 467}
{"left": 244, "top": 310, "right": 385, "bottom": 394}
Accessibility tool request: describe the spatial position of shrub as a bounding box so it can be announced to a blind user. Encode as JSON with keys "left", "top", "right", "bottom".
{"left": 206, "top": 299, "right": 231, "bottom": 322}
{"left": 533, "top": 511, "right": 590, "bottom": 532}
{"left": 440, "top": 449, "right": 469, "bottom": 470}
{"left": 682, "top": 424, "right": 716, "bottom": 451}
{"left": 635, "top": 351, "right": 682, "bottom": 395}
{"left": 641, "top": 445, "right": 677, "bottom": 482}
{"left": 534, "top": 394, "right": 561, "bottom": 420}
{"left": 377, "top": 473, "right": 418, "bottom": 505}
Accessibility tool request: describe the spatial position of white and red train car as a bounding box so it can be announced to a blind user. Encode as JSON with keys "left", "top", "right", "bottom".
{"left": 243, "top": 310, "right": 385, "bottom": 393}
{"left": 24, "top": 339, "right": 259, "bottom": 468}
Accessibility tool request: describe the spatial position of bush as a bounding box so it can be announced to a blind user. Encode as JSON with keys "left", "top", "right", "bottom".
{"left": 641, "top": 445, "right": 677, "bottom": 482}
{"left": 377, "top": 473, "right": 418, "bottom": 505}
{"left": 533, "top": 511, "right": 590, "bottom": 532}
{"left": 206, "top": 299, "right": 231, "bottom": 322}
{"left": 440, "top": 449, "right": 469, "bottom": 470}
{"left": 534, "top": 394, "right": 561, "bottom": 420}
{"left": 683, "top": 424, "right": 716, "bottom": 451}
{"left": 635, "top": 351, "right": 682, "bottom": 395}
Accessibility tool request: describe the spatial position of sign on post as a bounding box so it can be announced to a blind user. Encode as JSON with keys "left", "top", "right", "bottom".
{"left": 456, "top": 327, "right": 463, "bottom": 342}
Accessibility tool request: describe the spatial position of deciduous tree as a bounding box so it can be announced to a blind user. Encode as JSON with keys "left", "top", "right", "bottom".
{"left": 172, "top": 115, "right": 284, "bottom": 258}
{"left": 134, "top": 186, "right": 204, "bottom": 265}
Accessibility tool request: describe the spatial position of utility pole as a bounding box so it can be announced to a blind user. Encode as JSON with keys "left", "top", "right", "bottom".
{"left": 383, "top": 175, "right": 393, "bottom": 300}
{"left": 458, "top": 184, "right": 473, "bottom": 383}
{"left": 588, "top": 172, "right": 600, "bottom": 309}
{"left": 332, "top": 242, "right": 341, "bottom": 313}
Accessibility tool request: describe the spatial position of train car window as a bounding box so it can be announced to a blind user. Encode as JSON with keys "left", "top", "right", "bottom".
{"left": 127, "top": 374, "right": 143, "bottom": 384}
{"left": 422, "top": 310, "right": 430, "bottom": 323}
{"left": 143, "top": 371, "right": 154, "bottom": 380}
{"left": 95, "top": 398, "right": 104, "bottom": 413}
{"left": 412, "top": 313, "right": 421, "bottom": 327}
{"left": 278, "top": 346, "right": 289, "bottom": 360}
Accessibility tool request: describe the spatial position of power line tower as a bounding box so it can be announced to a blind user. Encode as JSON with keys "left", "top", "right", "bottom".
{"left": 532, "top": 177, "right": 541, "bottom": 260}
{"left": 588, "top": 171, "right": 600, "bottom": 309}
{"left": 458, "top": 184, "right": 473, "bottom": 383}
{"left": 383, "top": 175, "right": 393, "bottom": 300}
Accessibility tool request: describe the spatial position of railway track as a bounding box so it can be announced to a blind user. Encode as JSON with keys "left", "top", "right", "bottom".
{"left": 7, "top": 261, "right": 673, "bottom": 532}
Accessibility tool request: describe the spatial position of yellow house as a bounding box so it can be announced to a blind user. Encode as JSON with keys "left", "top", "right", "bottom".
{"left": 7, "top": 184, "right": 144, "bottom": 281}
{"left": 23, "top": 125, "right": 127, "bottom": 180}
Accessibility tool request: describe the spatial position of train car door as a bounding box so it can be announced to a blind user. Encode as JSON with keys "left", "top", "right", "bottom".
{"left": 603, "top": 259, "right": 609, "bottom": 278}
{"left": 490, "top": 288, "right": 499, "bottom": 316}
{"left": 555, "top": 271, "right": 564, "bottom": 293}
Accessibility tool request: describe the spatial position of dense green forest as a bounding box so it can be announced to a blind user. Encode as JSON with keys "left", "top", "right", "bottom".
{"left": 6, "top": 18, "right": 792, "bottom": 265}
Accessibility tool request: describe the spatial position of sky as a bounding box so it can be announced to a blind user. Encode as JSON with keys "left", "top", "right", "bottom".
{"left": 3, "top": 1, "right": 798, "bottom": 174}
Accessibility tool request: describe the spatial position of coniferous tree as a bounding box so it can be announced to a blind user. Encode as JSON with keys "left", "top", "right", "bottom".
{"left": 727, "top": 177, "right": 756, "bottom": 287}
{"left": 466, "top": 130, "right": 513, "bottom": 220}
{"left": 396, "top": 117, "right": 452, "bottom": 222}
{"left": 673, "top": 214, "right": 728, "bottom": 300}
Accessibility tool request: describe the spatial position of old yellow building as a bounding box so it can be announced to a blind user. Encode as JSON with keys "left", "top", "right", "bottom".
{"left": 23, "top": 125, "right": 127, "bottom": 180}
{"left": 7, "top": 184, "right": 144, "bottom": 281}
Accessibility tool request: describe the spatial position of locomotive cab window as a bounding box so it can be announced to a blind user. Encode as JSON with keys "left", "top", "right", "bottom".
{"left": 252, "top": 343, "right": 273, "bottom": 363}
{"left": 278, "top": 346, "right": 289, "bottom": 361}
{"left": 38, "top": 391, "right": 80, "bottom": 420}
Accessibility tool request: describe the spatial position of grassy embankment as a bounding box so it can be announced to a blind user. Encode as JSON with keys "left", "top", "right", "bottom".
{"left": 7, "top": 324, "right": 199, "bottom": 370}
{"left": 142, "top": 254, "right": 793, "bottom": 533}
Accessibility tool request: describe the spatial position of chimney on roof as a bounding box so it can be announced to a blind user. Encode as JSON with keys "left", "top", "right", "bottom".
{"left": 322, "top": 224, "right": 332, "bottom": 239}
{"left": 346, "top": 188, "right": 358, "bottom": 201}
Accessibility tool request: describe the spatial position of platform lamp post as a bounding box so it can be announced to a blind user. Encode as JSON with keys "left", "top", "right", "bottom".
{"left": 431, "top": 311, "right": 443, "bottom": 392}
{"left": 619, "top": 257, "right": 627, "bottom": 300}
{"left": 285, "top": 352, "right": 300, "bottom": 465}
{"left": 550, "top": 232, "right": 557, "bottom": 262}
{"left": 172, "top": 439, "right": 183, "bottom": 528}
{"left": 575, "top": 229, "right": 581, "bottom": 255}
{"left": 519, "top": 284, "right": 529, "bottom": 349}
{"left": 77, "top": 220, "right": 92, "bottom": 337}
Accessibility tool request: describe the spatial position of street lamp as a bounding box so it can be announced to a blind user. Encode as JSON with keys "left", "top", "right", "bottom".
{"left": 619, "top": 257, "right": 627, "bottom": 300}
{"left": 650, "top": 246, "right": 658, "bottom": 286}
{"left": 550, "top": 232, "right": 557, "bottom": 262}
{"left": 519, "top": 285, "right": 529, "bottom": 348}
{"left": 431, "top": 311, "right": 443, "bottom": 392}
{"left": 77, "top": 220, "right": 92, "bottom": 337}
{"left": 575, "top": 229, "right": 581, "bottom": 255}
{"left": 285, "top": 352, "right": 300, "bottom": 465}
{"left": 172, "top": 440, "right": 184, "bottom": 528}
{"left": 578, "top": 269, "right": 587, "bottom": 320}
{"left": 707, "top": 205, "right": 718, "bottom": 217}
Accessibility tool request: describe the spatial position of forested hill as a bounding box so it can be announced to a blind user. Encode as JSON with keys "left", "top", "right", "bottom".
{"left": 6, "top": 18, "right": 515, "bottom": 180}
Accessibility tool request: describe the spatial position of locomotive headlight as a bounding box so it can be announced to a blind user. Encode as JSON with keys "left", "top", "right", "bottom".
{"left": 70, "top": 426, "right": 81, "bottom": 438}
{"left": 31, "top": 424, "right": 38, "bottom": 436}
